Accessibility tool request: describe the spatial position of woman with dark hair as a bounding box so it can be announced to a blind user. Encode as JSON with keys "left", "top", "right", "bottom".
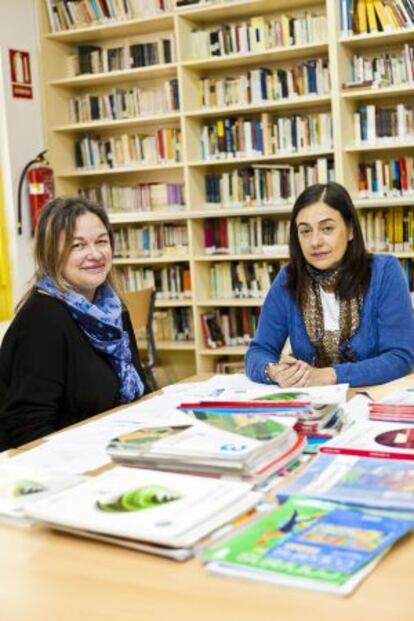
{"left": 245, "top": 182, "right": 414, "bottom": 387}
{"left": 0, "top": 197, "right": 149, "bottom": 450}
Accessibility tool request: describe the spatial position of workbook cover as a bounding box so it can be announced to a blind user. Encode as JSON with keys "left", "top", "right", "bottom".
{"left": 277, "top": 453, "right": 414, "bottom": 512}
{"left": 320, "top": 421, "right": 414, "bottom": 461}
{"left": 26, "top": 466, "right": 261, "bottom": 548}
{"left": 202, "top": 497, "right": 412, "bottom": 595}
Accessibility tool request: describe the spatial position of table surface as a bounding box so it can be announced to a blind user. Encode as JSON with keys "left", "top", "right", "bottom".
{"left": 1, "top": 374, "right": 414, "bottom": 621}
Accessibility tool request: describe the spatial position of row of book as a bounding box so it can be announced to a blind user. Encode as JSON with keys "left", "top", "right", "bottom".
{"left": 204, "top": 159, "right": 335, "bottom": 208}
{"left": 69, "top": 80, "right": 180, "bottom": 124}
{"left": 79, "top": 182, "right": 185, "bottom": 212}
{"left": 353, "top": 104, "right": 414, "bottom": 145}
{"left": 359, "top": 208, "right": 414, "bottom": 252}
{"left": 74, "top": 128, "right": 182, "bottom": 170}
{"left": 67, "top": 36, "right": 176, "bottom": 76}
{"left": 201, "top": 307, "right": 260, "bottom": 348}
{"left": 114, "top": 223, "right": 189, "bottom": 258}
{"left": 199, "top": 59, "right": 331, "bottom": 108}
{"left": 340, "top": 0, "right": 414, "bottom": 36}
{"left": 45, "top": 0, "right": 174, "bottom": 32}
{"left": 116, "top": 264, "right": 192, "bottom": 299}
{"left": 190, "top": 12, "right": 328, "bottom": 59}
{"left": 209, "top": 260, "right": 280, "bottom": 299}
{"left": 203, "top": 216, "right": 290, "bottom": 256}
{"left": 153, "top": 308, "right": 194, "bottom": 342}
{"left": 345, "top": 44, "right": 414, "bottom": 89}
{"left": 358, "top": 157, "right": 414, "bottom": 198}
{"left": 200, "top": 112, "right": 333, "bottom": 161}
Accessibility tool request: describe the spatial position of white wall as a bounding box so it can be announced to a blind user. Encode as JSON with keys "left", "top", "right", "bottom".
{"left": 0, "top": 0, "right": 44, "bottom": 305}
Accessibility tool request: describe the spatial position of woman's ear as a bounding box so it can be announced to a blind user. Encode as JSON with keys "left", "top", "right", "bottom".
{"left": 347, "top": 225, "right": 354, "bottom": 242}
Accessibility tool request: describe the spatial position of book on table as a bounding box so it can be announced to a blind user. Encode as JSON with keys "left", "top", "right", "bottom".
{"left": 178, "top": 384, "right": 347, "bottom": 422}
{"left": 319, "top": 420, "right": 414, "bottom": 461}
{"left": 25, "top": 466, "right": 261, "bottom": 552}
{"left": 0, "top": 464, "right": 84, "bottom": 526}
{"left": 106, "top": 409, "right": 305, "bottom": 483}
{"left": 276, "top": 453, "right": 414, "bottom": 512}
{"left": 368, "top": 387, "right": 414, "bottom": 423}
{"left": 201, "top": 496, "right": 413, "bottom": 596}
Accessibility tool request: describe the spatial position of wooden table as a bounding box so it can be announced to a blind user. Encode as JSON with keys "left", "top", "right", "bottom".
{"left": 1, "top": 374, "right": 413, "bottom": 621}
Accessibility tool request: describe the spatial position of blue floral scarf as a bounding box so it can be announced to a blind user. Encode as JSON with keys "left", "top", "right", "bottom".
{"left": 37, "top": 276, "right": 144, "bottom": 403}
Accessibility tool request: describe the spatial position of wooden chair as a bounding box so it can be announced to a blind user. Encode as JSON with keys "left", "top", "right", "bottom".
{"left": 122, "top": 288, "right": 158, "bottom": 392}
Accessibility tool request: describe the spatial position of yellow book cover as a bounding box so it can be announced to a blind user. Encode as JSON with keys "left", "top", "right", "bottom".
{"left": 250, "top": 16, "right": 267, "bottom": 51}
{"left": 366, "top": 0, "right": 379, "bottom": 31}
{"left": 394, "top": 206, "right": 404, "bottom": 250}
{"left": 280, "top": 15, "right": 291, "bottom": 46}
{"left": 383, "top": 3, "right": 400, "bottom": 28}
{"left": 386, "top": 208, "right": 395, "bottom": 250}
{"left": 373, "top": 1, "right": 392, "bottom": 30}
{"left": 357, "top": 0, "right": 368, "bottom": 33}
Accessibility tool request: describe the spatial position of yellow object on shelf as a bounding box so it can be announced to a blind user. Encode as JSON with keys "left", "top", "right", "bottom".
{"left": 0, "top": 167, "right": 13, "bottom": 319}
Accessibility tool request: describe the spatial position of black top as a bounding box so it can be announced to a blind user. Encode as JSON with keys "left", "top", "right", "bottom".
{"left": 0, "top": 292, "right": 149, "bottom": 450}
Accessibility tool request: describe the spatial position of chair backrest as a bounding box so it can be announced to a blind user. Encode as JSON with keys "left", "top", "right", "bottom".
{"left": 122, "top": 288, "right": 158, "bottom": 391}
{"left": 122, "top": 288, "right": 155, "bottom": 333}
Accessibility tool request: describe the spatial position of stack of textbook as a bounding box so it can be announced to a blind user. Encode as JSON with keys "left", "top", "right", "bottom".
{"left": 106, "top": 409, "right": 305, "bottom": 483}
{"left": 368, "top": 387, "right": 414, "bottom": 423}
{"left": 25, "top": 466, "right": 261, "bottom": 561}
{"left": 178, "top": 384, "right": 347, "bottom": 438}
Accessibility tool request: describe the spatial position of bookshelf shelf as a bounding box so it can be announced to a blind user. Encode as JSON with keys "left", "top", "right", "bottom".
{"left": 197, "top": 298, "right": 263, "bottom": 306}
{"left": 194, "top": 253, "right": 289, "bottom": 261}
{"left": 59, "top": 163, "right": 184, "bottom": 178}
{"left": 200, "top": 346, "right": 247, "bottom": 356}
{"left": 39, "top": 0, "right": 414, "bottom": 378}
{"left": 340, "top": 26, "right": 414, "bottom": 49}
{"left": 49, "top": 63, "right": 178, "bottom": 89}
{"left": 185, "top": 95, "right": 332, "bottom": 119}
{"left": 138, "top": 339, "right": 196, "bottom": 351}
{"left": 354, "top": 197, "right": 414, "bottom": 209}
{"left": 189, "top": 205, "right": 293, "bottom": 218}
{"left": 155, "top": 299, "right": 193, "bottom": 307}
{"left": 177, "top": 0, "right": 322, "bottom": 21}
{"left": 108, "top": 210, "right": 188, "bottom": 224}
{"left": 345, "top": 142, "right": 414, "bottom": 154}
{"left": 189, "top": 149, "right": 335, "bottom": 168}
{"left": 113, "top": 256, "right": 190, "bottom": 265}
{"left": 181, "top": 42, "right": 329, "bottom": 71}
{"left": 53, "top": 113, "right": 182, "bottom": 133}
{"left": 45, "top": 14, "right": 175, "bottom": 42}
{"left": 342, "top": 84, "right": 414, "bottom": 101}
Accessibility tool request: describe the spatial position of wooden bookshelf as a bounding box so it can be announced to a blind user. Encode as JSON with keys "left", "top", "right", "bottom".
{"left": 38, "top": 0, "right": 414, "bottom": 380}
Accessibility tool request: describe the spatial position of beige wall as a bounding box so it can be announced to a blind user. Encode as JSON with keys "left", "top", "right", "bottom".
{"left": 0, "top": 0, "right": 45, "bottom": 306}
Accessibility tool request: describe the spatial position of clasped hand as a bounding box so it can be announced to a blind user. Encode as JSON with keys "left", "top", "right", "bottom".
{"left": 267, "top": 355, "right": 336, "bottom": 387}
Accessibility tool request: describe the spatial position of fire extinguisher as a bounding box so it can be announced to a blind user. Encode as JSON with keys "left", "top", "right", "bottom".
{"left": 17, "top": 150, "right": 55, "bottom": 235}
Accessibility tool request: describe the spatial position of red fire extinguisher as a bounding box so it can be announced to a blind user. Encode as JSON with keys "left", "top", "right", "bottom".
{"left": 17, "top": 150, "right": 55, "bottom": 235}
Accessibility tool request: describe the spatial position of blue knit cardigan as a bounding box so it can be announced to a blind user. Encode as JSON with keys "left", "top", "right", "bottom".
{"left": 245, "top": 255, "right": 414, "bottom": 387}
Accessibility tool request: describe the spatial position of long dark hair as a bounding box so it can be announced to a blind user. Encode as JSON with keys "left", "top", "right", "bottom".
{"left": 286, "top": 182, "right": 371, "bottom": 302}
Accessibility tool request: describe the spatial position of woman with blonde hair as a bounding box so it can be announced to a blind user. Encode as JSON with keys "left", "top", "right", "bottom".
{"left": 0, "top": 197, "right": 148, "bottom": 450}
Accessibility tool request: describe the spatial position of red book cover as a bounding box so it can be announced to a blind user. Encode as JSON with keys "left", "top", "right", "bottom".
{"left": 398, "top": 158, "right": 408, "bottom": 192}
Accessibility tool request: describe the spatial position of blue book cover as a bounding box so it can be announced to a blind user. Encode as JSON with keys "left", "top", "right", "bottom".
{"left": 277, "top": 453, "right": 414, "bottom": 512}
